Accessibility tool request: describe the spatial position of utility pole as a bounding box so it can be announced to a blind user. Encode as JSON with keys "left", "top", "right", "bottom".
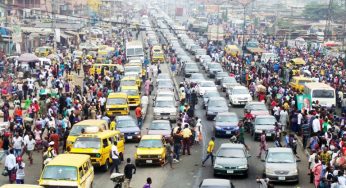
{"left": 325, "top": 0, "right": 333, "bottom": 42}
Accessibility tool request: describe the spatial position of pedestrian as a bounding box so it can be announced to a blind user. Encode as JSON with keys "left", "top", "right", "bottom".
{"left": 5, "top": 149, "right": 16, "bottom": 183}
{"left": 257, "top": 130, "right": 267, "bottom": 158}
{"left": 145, "top": 78, "right": 151, "bottom": 96}
{"left": 143, "top": 177, "right": 152, "bottom": 188}
{"left": 194, "top": 117, "right": 202, "bottom": 144}
{"left": 173, "top": 127, "right": 183, "bottom": 161}
{"left": 123, "top": 158, "right": 136, "bottom": 188}
{"left": 49, "top": 129, "right": 60, "bottom": 154}
{"left": 12, "top": 133, "right": 23, "bottom": 157}
{"left": 202, "top": 137, "right": 215, "bottom": 167}
{"left": 312, "top": 157, "right": 322, "bottom": 187}
{"left": 279, "top": 109, "right": 288, "bottom": 131}
{"left": 165, "top": 141, "right": 174, "bottom": 169}
{"left": 15, "top": 156, "right": 25, "bottom": 184}
{"left": 110, "top": 140, "right": 120, "bottom": 174}
{"left": 135, "top": 105, "right": 143, "bottom": 129}
{"left": 24, "top": 134, "right": 35, "bottom": 164}
{"left": 182, "top": 124, "right": 192, "bottom": 155}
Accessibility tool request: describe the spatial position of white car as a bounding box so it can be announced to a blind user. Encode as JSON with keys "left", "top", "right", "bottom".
{"left": 198, "top": 81, "right": 217, "bottom": 96}
{"left": 153, "top": 96, "right": 177, "bottom": 121}
{"left": 228, "top": 86, "right": 252, "bottom": 106}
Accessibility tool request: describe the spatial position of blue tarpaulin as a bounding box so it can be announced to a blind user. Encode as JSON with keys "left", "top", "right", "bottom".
{"left": 0, "top": 27, "right": 11, "bottom": 36}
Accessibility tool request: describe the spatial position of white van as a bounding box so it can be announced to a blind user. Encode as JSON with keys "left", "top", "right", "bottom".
{"left": 304, "top": 82, "right": 335, "bottom": 108}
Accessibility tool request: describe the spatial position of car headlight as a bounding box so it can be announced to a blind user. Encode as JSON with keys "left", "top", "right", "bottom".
{"left": 290, "top": 169, "right": 298, "bottom": 175}
{"left": 137, "top": 155, "right": 141, "bottom": 159}
{"left": 265, "top": 168, "right": 275, "bottom": 175}
{"left": 158, "top": 155, "right": 161, "bottom": 158}
{"left": 120, "top": 133, "right": 124, "bottom": 135}
{"left": 214, "top": 164, "right": 223, "bottom": 169}
{"left": 255, "top": 129, "right": 262, "bottom": 133}
{"left": 237, "top": 165, "right": 247, "bottom": 169}
{"left": 106, "top": 108, "right": 110, "bottom": 111}
{"left": 134, "top": 132, "right": 139, "bottom": 135}
{"left": 215, "top": 126, "right": 222, "bottom": 130}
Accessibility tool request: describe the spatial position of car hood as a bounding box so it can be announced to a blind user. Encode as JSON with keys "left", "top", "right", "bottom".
{"left": 215, "top": 157, "right": 247, "bottom": 167}
{"left": 254, "top": 124, "right": 275, "bottom": 131}
{"left": 148, "top": 130, "right": 171, "bottom": 136}
{"left": 251, "top": 110, "right": 269, "bottom": 116}
{"left": 215, "top": 122, "right": 238, "bottom": 128}
{"left": 230, "top": 94, "right": 251, "bottom": 98}
{"left": 266, "top": 162, "right": 297, "bottom": 172}
{"left": 117, "top": 126, "right": 140, "bottom": 133}
{"left": 136, "top": 148, "right": 165, "bottom": 155}
{"left": 154, "top": 107, "right": 176, "bottom": 113}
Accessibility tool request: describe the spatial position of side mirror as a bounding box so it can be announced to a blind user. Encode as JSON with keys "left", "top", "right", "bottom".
{"left": 261, "top": 159, "right": 265, "bottom": 162}
{"left": 296, "top": 158, "right": 301, "bottom": 162}
{"left": 135, "top": 145, "right": 138, "bottom": 148}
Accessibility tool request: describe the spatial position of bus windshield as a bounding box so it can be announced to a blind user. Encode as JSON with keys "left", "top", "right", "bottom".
{"left": 312, "top": 90, "right": 334, "bottom": 98}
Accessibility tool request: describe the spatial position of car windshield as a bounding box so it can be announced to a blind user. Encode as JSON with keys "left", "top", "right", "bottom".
{"left": 186, "top": 64, "right": 198, "bottom": 69}
{"left": 73, "top": 137, "right": 100, "bottom": 149}
{"left": 125, "top": 66, "right": 141, "bottom": 73}
{"left": 267, "top": 152, "right": 295, "bottom": 163}
{"left": 122, "top": 89, "right": 138, "bottom": 96}
{"left": 205, "top": 92, "right": 220, "bottom": 98}
{"left": 201, "top": 82, "right": 215, "bottom": 87}
{"left": 224, "top": 78, "right": 237, "bottom": 83}
{"left": 233, "top": 89, "right": 249, "bottom": 95}
{"left": 138, "top": 139, "right": 163, "bottom": 148}
{"left": 216, "top": 115, "right": 238, "bottom": 123}
{"left": 256, "top": 117, "right": 276, "bottom": 125}
{"left": 209, "top": 100, "right": 227, "bottom": 107}
{"left": 42, "top": 166, "right": 77, "bottom": 181}
{"left": 209, "top": 64, "right": 221, "bottom": 69}
{"left": 70, "top": 125, "right": 93, "bottom": 136}
{"left": 117, "top": 119, "right": 137, "bottom": 128}
{"left": 298, "top": 80, "right": 311, "bottom": 85}
{"left": 121, "top": 80, "right": 136, "bottom": 86}
{"left": 217, "top": 73, "right": 227, "bottom": 77}
{"left": 158, "top": 81, "right": 173, "bottom": 87}
{"left": 156, "top": 100, "right": 174, "bottom": 107}
{"left": 150, "top": 122, "right": 170, "bottom": 130}
{"left": 248, "top": 104, "right": 267, "bottom": 110}
{"left": 191, "top": 74, "right": 204, "bottom": 79}
{"left": 107, "top": 98, "right": 127, "bottom": 105}
{"left": 158, "top": 74, "right": 170, "bottom": 80}
{"left": 217, "top": 148, "right": 245, "bottom": 158}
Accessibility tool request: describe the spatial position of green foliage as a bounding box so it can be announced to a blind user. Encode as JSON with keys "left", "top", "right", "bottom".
{"left": 303, "top": 2, "right": 346, "bottom": 21}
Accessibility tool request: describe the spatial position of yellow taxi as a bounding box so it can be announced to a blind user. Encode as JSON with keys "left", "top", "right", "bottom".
{"left": 135, "top": 135, "right": 166, "bottom": 166}
{"left": 39, "top": 154, "right": 94, "bottom": 188}
{"left": 124, "top": 64, "right": 143, "bottom": 78}
{"left": 121, "top": 76, "right": 140, "bottom": 89}
{"left": 120, "top": 86, "right": 141, "bottom": 107}
{"left": 289, "top": 76, "right": 313, "bottom": 92}
{"left": 123, "top": 72, "right": 142, "bottom": 86}
{"left": 128, "top": 59, "right": 146, "bottom": 76}
{"left": 69, "top": 129, "right": 125, "bottom": 171}
{"left": 35, "top": 46, "right": 53, "bottom": 57}
{"left": 89, "top": 64, "right": 124, "bottom": 76}
{"left": 106, "top": 92, "right": 129, "bottom": 116}
{"left": 224, "top": 45, "right": 241, "bottom": 57}
{"left": 151, "top": 45, "right": 165, "bottom": 63}
{"left": 66, "top": 120, "right": 108, "bottom": 150}
{"left": 286, "top": 58, "right": 306, "bottom": 76}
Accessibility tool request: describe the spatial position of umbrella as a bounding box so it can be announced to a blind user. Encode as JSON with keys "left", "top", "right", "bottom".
{"left": 18, "top": 53, "right": 39, "bottom": 62}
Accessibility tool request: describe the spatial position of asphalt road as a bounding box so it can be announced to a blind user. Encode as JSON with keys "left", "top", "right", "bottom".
{"left": 0, "top": 28, "right": 313, "bottom": 188}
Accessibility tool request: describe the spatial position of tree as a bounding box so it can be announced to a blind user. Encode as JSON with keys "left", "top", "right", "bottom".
{"left": 302, "top": 2, "right": 345, "bottom": 22}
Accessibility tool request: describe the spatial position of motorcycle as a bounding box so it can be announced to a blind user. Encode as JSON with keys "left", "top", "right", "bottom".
{"left": 243, "top": 118, "right": 252, "bottom": 133}
{"left": 110, "top": 173, "right": 125, "bottom": 188}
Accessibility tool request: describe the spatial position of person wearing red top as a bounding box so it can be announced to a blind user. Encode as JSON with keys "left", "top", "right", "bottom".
{"left": 14, "top": 107, "right": 23, "bottom": 117}
{"left": 135, "top": 105, "right": 142, "bottom": 129}
{"left": 33, "top": 101, "right": 40, "bottom": 118}
{"left": 49, "top": 129, "right": 60, "bottom": 155}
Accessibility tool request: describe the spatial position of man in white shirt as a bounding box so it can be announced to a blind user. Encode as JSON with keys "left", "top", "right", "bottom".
{"left": 297, "top": 111, "right": 303, "bottom": 127}
{"left": 110, "top": 141, "right": 120, "bottom": 174}
{"left": 15, "top": 156, "right": 25, "bottom": 184}
{"left": 24, "top": 134, "right": 36, "bottom": 164}
{"left": 98, "top": 96, "right": 106, "bottom": 115}
{"left": 312, "top": 116, "right": 321, "bottom": 133}
{"left": 12, "top": 133, "right": 23, "bottom": 157}
{"left": 5, "top": 149, "right": 16, "bottom": 183}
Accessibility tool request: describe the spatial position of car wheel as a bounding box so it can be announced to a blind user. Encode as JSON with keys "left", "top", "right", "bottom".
{"left": 102, "top": 159, "right": 110, "bottom": 172}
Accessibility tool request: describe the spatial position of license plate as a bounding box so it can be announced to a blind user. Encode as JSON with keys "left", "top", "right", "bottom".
{"left": 266, "top": 133, "right": 272, "bottom": 137}
{"left": 163, "top": 116, "right": 169, "bottom": 119}
{"left": 226, "top": 131, "right": 232, "bottom": 134}
{"left": 227, "top": 170, "right": 234, "bottom": 174}
{"left": 278, "top": 176, "right": 285, "bottom": 180}
{"left": 127, "top": 136, "right": 133, "bottom": 139}
{"left": 146, "top": 160, "right": 153, "bottom": 163}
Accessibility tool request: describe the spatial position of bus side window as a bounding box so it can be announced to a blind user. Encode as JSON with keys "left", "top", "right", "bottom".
{"left": 103, "top": 139, "right": 109, "bottom": 148}
{"left": 84, "top": 162, "right": 89, "bottom": 173}
{"left": 79, "top": 166, "right": 84, "bottom": 179}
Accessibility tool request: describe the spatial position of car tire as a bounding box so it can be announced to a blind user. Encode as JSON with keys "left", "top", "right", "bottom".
{"left": 102, "top": 159, "right": 110, "bottom": 172}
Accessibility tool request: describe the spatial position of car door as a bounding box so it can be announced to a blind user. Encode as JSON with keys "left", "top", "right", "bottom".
{"left": 102, "top": 138, "right": 110, "bottom": 164}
